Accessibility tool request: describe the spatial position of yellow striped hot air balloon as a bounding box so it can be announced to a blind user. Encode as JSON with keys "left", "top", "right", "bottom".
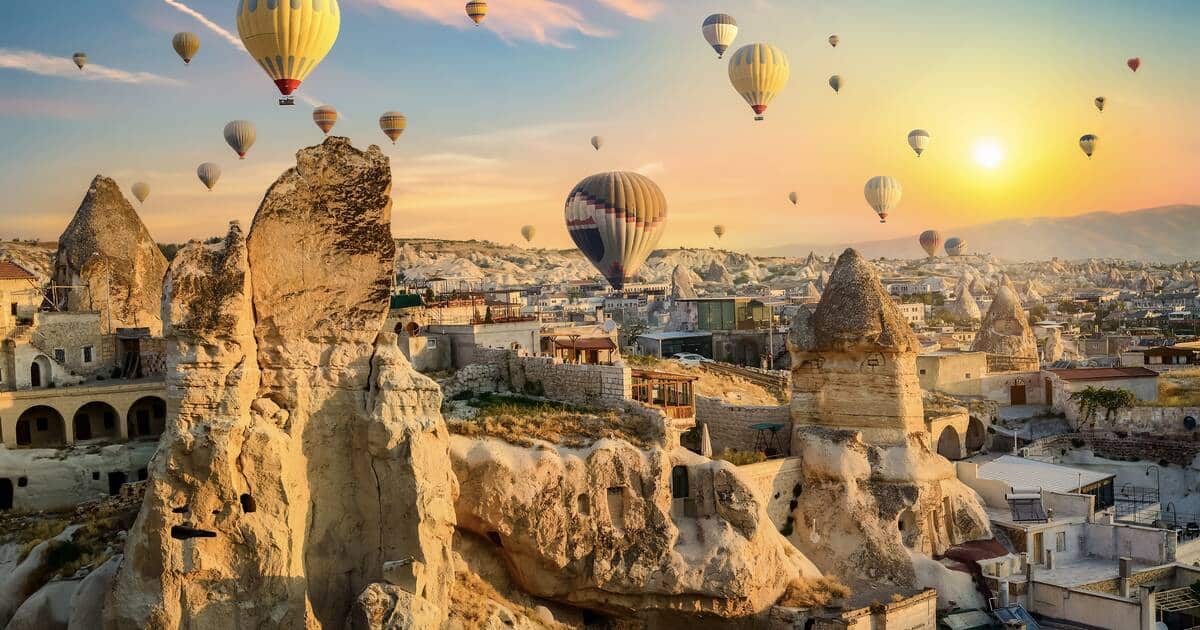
{"left": 465, "top": 1, "right": 487, "bottom": 26}
{"left": 379, "top": 112, "right": 407, "bottom": 144}
{"left": 728, "top": 43, "right": 789, "bottom": 121}
{"left": 236, "top": 0, "right": 340, "bottom": 104}
{"left": 131, "top": 182, "right": 150, "bottom": 204}
{"left": 72, "top": 52, "right": 87, "bottom": 70}
{"left": 864, "top": 176, "right": 901, "bottom": 223}
{"left": 313, "top": 105, "right": 338, "bottom": 134}
{"left": 565, "top": 172, "right": 667, "bottom": 290}
{"left": 172, "top": 32, "right": 200, "bottom": 64}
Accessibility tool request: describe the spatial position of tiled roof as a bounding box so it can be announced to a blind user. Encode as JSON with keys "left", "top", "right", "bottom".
{"left": 0, "top": 261, "right": 36, "bottom": 281}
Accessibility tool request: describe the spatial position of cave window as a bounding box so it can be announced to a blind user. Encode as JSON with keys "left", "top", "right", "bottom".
{"left": 486, "top": 531, "right": 503, "bottom": 547}
{"left": 137, "top": 468, "right": 148, "bottom": 481}
{"left": 671, "top": 466, "right": 690, "bottom": 499}
{"left": 53, "top": 348, "right": 65, "bottom": 363}
{"left": 919, "top": 369, "right": 926, "bottom": 375}
{"left": 82, "top": 346, "right": 94, "bottom": 364}
{"left": 92, "top": 472, "right": 100, "bottom": 481}
{"left": 17, "top": 477, "right": 28, "bottom": 488}
{"left": 577, "top": 494, "right": 590, "bottom": 515}
{"left": 240, "top": 493, "right": 257, "bottom": 513}
{"left": 965, "top": 373, "right": 971, "bottom": 379}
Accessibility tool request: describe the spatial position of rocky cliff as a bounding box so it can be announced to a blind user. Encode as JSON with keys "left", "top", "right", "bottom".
{"left": 53, "top": 176, "right": 169, "bottom": 334}
{"left": 971, "top": 276, "right": 1039, "bottom": 372}
{"left": 105, "top": 138, "right": 458, "bottom": 629}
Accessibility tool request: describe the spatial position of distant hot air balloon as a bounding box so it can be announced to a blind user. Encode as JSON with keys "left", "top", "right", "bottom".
{"left": 828, "top": 34, "right": 839, "bottom": 48}
{"left": 313, "top": 105, "right": 338, "bottom": 134}
{"left": 72, "top": 52, "right": 87, "bottom": 70}
{"left": 521, "top": 225, "right": 536, "bottom": 243}
{"left": 863, "top": 176, "right": 901, "bottom": 223}
{"left": 172, "top": 32, "right": 200, "bottom": 64}
{"left": 1094, "top": 96, "right": 1106, "bottom": 112}
{"left": 828, "top": 74, "right": 842, "bottom": 94}
{"left": 466, "top": 1, "right": 488, "bottom": 26}
{"left": 197, "top": 163, "right": 221, "bottom": 191}
{"left": 236, "top": 0, "right": 340, "bottom": 104}
{"left": 908, "top": 129, "right": 930, "bottom": 156}
{"left": 945, "top": 237, "right": 968, "bottom": 257}
{"left": 223, "top": 120, "right": 256, "bottom": 159}
{"left": 788, "top": 191, "right": 798, "bottom": 205}
{"left": 713, "top": 225, "right": 726, "bottom": 239}
{"left": 918, "top": 230, "right": 942, "bottom": 258}
{"left": 131, "top": 182, "right": 150, "bottom": 204}
{"left": 590, "top": 136, "right": 603, "bottom": 151}
{"left": 728, "top": 43, "right": 789, "bottom": 121}
{"left": 379, "top": 112, "right": 407, "bottom": 144}
{"left": 1079, "top": 133, "right": 1098, "bottom": 158}
{"left": 565, "top": 171, "right": 667, "bottom": 290}
{"left": 1127, "top": 57, "right": 1140, "bottom": 72}
{"left": 702, "top": 14, "right": 738, "bottom": 59}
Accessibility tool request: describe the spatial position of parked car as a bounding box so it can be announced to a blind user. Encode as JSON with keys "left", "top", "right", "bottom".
{"left": 671, "top": 353, "right": 710, "bottom": 367}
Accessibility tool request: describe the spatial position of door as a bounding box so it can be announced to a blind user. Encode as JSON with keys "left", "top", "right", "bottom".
{"left": 15, "top": 421, "right": 30, "bottom": 446}
{"left": 0, "top": 479, "right": 11, "bottom": 510}
{"left": 30, "top": 361, "right": 40, "bottom": 387}
{"left": 74, "top": 414, "right": 92, "bottom": 440}
{"left": 108, "top": 471, "right": 127, "bottom": 496}
{"left": 1045, "top": 379, "right": 1054, "bottom": 406}
{"left": 1010, "top": 384, "right": 1027, "bottom": 405}
{"left": 1032, "top": 532, "right": 1044, "bottom": 564}
{"left": 137, "top": 410, "right": 151, "bottom": 436}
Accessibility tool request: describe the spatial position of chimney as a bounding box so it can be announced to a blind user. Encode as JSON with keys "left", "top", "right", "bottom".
{"left": 1119, "top": 557, "right": 1133, "bottom": 597}
{"left": 999, "top": 579, "right": 1011, "bottom": 608}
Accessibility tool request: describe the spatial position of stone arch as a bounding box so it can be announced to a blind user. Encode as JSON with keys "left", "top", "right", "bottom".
{"left": 16, "top": 405, "right": 66, "bottom": 448}
{"left": 965, "top": 417, "right": 986, "bottom": 454}
{"left": 936, "top": 425, "right": 963, "bottom": 460}
{"left": 73, "top": 401, "right": 121, "bottom": 442}
{"left": 30, "top": 355, "right": 51, "bottom": 388}
{"left": 127, "top": 396, "right": 167, "bottom": 440}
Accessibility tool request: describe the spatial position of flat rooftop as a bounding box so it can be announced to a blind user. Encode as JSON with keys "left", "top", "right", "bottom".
{"left": 977, "top": 455, "right": 1113, "bottom": 494}
{"left": 1051, "top": 367, "right": 1158, "bottom": 381}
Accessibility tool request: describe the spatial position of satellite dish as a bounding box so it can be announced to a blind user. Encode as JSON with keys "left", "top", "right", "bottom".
{"left": 602, "top": 319, "right": 618, "bottom": 334}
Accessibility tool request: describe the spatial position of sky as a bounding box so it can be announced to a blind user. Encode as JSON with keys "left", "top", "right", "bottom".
{"left": 1, "top": 0, "right": 1198, "bottom": 253}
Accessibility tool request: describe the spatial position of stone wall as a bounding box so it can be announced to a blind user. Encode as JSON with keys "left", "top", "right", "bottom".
{"left": 1024, "top": 431, "right": 1200, "bottom": 467}
{"left": 696, "top": 395, "right": 791, "bottom": 455}
{"left": 28, "top": 311, "right": 109, "bottom": 378}
{"left": 1063, "top": 401, "right": 1200, "bottom": 434}
{"left": 445, "top": 346, "right": 632, "bottom": 410}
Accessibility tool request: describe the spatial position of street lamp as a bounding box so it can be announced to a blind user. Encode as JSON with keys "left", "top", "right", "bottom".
{"left": 1146, "top": 465, "right": 1161, "bottom": 513}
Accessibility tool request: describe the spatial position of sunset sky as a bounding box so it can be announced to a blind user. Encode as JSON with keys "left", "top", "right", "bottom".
{"left": 1, "top": 0, "right": 1197, "bottom": 251}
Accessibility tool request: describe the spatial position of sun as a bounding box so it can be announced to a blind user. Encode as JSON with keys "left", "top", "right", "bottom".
{"left": 972, "top": 138, "right": 1005, "bottom": 169}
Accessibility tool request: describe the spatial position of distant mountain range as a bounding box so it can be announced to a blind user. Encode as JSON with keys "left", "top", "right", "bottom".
{"left": 758, "top": 204, "right": 1200, "bottom": 262}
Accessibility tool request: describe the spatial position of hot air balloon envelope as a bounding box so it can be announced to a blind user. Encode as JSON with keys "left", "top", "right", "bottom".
{"left": 236, "top": 0, "right": 340, "bottom": 104}
{"left": 828, "top": 34, "right": 839, "bottom": 47}
{"left": 380, "top": 112, "right": 407, "bottom": 144}
{"left": 864, "top": 176, "right": 901, "bottom": 223}
{"left": 788, "top": 191, "right": 798, "bottom": 205}
{"left": 728, "top": 43, "right": 789, "bottom": 121}
{"left": 1079, "top": 134, "right": 1098, "bottom": 158}
{"left": 702, "top": 14, "right": 738, "bottom": 59}
{"left": 713, "top": 225, "right": 726, "bottom": 239}
{"left": 72, "top": 52, "right": 87, "bottom": 70}
{"left": 520, "top": 225, "right": 536, "bottom": 243}
{"left": 313, "top": 106, "right": 338, "bottom": 134}
{"left": 918, "top": 230, "right": 942, "bottom": 257}
{"left": 466, "top": 1, "right": 488, "bottom": 25}
{"left": 197, "top": 163, "right": 221, "bottom": 191}
{"left": 131, "top": 182, "right": 150, "bottom": 204}
{"left": 564, "top": 172, "right": 667, "bottom": 290}
{"left": 828, "top": 74, "right": 842, "bottom": 94}
{"left": 173, "top": 32, "right": 200, "bottom": 64}
{"left": 224, "top": 120, "right": 256, "bottom": 159}
{"left": 591, "top": 136, "right": 603, "bottom": 151}
{"left": 908, "top": 129, "right": 930, "bottom": 156}
{"left": 945, "top": 237, "right": 968, "bottom": 256}
{"left": 1127, "top": 57, "right": 1140, "bottom": 72}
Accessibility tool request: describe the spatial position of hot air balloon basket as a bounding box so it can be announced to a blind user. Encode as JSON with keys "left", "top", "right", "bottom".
{"left": 279, "top": 97, "right": 295, "bottom": 106}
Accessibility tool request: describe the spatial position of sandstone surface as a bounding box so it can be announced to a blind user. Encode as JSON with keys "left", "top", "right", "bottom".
{"left": 970, "top": 276, "right": 1039, "bottom": 371}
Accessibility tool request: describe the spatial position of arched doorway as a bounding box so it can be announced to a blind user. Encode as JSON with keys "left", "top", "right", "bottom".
{"left": 127, "top": 396, "right": 167, "bottom": 440}
{"left": 73, "top": 402, "right": 121, "bottom": 442}
{"left": 16, "top": 405, "right": 66, "bottom": 448}
{"left": 965, "top": 418, "right": 986, "bottom": 454}
{"left": 936, "top": 426, "right": 963, "bottom": 460}
{"left": 897, "top": 508, "right": 919, "bottom": 548}
{"left": 30, "top": 356, "right": 51, "bottom": 388}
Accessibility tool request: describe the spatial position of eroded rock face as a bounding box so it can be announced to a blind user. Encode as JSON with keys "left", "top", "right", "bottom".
{"left": 450, "top": 436, "right": 815, "bottom": 618}
{"left": 971, "top": 276, "right": 1039, "bottom": 371}
{"left": 942, "top": 279, "right": 982, "bottom": 323}
{"left": 53, "top": 175, "right": 169, "bottom": 334}
{"left": 786, "top": 249, "right": 990, "bottom": 592}
{"left": 106, "top": 138, "right": 457, "bottom": 629}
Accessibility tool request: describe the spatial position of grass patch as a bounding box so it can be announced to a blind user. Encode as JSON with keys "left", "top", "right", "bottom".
{"left": 448, "top": 393, "right": 654, "bottom": 449}
{"left": 1, "top": 484, "right": 142, "bottom": 577}
{"left": 448, "top": 562, "right": 553, "bottom": 628}
{"left": 1143, "top": 369, "right": 1200, "bottom": 407}
{"left": 777, "top": 576, "right": 852, "bottom": 608}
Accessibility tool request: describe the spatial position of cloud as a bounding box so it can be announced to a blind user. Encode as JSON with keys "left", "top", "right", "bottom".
{"left": 594, "top": 0, "right": 664, "bottom": 20}
{"left": 0, "top": 96, "right": 95, "bottom": 119}
{"left": 162, "top": 0, "right": 247, "bottom": 51}
{"left": 0, "top": 48, "right": 181, "bottom": 86}
{"left": 357, "top": 0, "right": 620, "bottom": 48}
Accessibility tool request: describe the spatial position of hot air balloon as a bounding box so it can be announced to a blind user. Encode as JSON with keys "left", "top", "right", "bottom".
{"left": 1079, "top": 134, "right": 1098, "bottom": 158}
{"left": 1094, "top": 96, "right": 1105, "bottom": 112}
{"left": 863, "top": 176, "right": 901, "bottom": 223}
{"left": 172, "top": 32, "right": 200, "bottom": 64}
{"left": 590, "top": 136, "right": 603, "bottom": 151}
{"left": 908, "top": 129, "right": 930, "bottom": 156}
{"left": 828, "top": 35, "right": 839, "bottom": 48}
{"left": 918, "top": 230, "right": 942, "bottom": 258}
{"left": 131, "top": 182, "right": 150, "bottom": 204}
{"left": 466, "top": 1, "right": 487, "bottom": 25}
{"left": 197, "top": 163, "right": 221, "bottom": 191}
{"left": 313, "top": 105, "right": 338, "bottom": 134}
{"left": 713, "top": 225, "right": 726, "bottom": 239}
{"left": 380, "top": 112, "right": 407, "bottom": 144}
{"left": 236, "top": 0, "right": 340, "bottom": 105}
{"left": 520, "top": 225, "right": 536, "bottom": 243}
{"left": 828, "top": 74, "right": 842, "bottom": 94}
{"left": 702, "top": 14, "right": 738, "bottom": 59}
{"left": 728, "top": 43, "right": 789, "bottom": 121}
{"left": 223, "top": 120, "right": 256, "bottom": 159}
{"left": 788, "top": 191, "right": 798, "bottom": 206}
{"left": 72, "top": 52, "right": 87, "bottom": 70}
{"left": 564, "top": 171, "right": 667, "bottom": 290}
{"left": 1127, "top": 57, "right": 1140, "bottom": 72}
{"left": 945, "top": 237, "right": 967, "bottom": 257}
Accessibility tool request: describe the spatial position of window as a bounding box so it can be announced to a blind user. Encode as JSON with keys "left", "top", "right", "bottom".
{"left": 9, "top": 303, "right": 16, "bottom": 316}
{"left": 427, "top": 338, "right": 437, "bottom": 348}
{"left": 919, "top": 369, "right": 927, "bottom": 375}
{"left": 965, "top": 373, "right": 972, "bottom": 379}
{"left": 53, "top": 348, "right": 65, "bottom": 363}
{"left": 1055, "top": 531, "right": 1067, "bottom": 552}
{"left": 82, "top": 346, "right": 93, "bottom": 363}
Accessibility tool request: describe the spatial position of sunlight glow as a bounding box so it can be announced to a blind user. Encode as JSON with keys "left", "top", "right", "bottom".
{"left": 972, "top": 139, "right": 1005, "bottom": 169}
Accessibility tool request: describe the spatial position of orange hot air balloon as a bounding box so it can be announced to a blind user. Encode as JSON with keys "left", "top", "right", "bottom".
{"left": 1127, "top": 57, "right": 1141, "bottom": 72}
{"left": 313, "top": 106, "right": 338, "bottom": 134}
{"left": 466, "top": 1, "right": 487, "bottom": 26}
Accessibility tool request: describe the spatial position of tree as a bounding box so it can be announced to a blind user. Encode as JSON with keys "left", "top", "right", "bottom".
{"left": 1069, "top": 386, "right": 1136, "bottom": 429}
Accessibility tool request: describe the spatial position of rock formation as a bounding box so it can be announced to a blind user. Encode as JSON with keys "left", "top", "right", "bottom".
{"left": 52, "top": 175, "right": 169, "bottom": 335}
{"left": 700, "top": 260, "right": 732, "bottom": 284}
{"left": 106, "top": 138, "right": 458, "bottom": 629}
{"left": 942, "top": 279, "right": 981, "bottom": 323}
{"left": 785, "top": 249, "right": 990, "bottom": 593}
{"left": 449, "top": 436, "right": 815, "bottom": 618}
{"left": 1043, "top": 327, "right": 1066, "bottom": 364}
{"left": 970, "top": 276, "right": 1039, "bottom": 372}
{"left": 670, "top": 264, "right": 697, "bottom": 300}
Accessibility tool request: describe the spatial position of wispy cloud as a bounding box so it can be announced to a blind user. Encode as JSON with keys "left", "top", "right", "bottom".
{"left": 162, "top": 0, "right": 247, "bottom": 51}
{"left": 594, "top": 0, "right": 664, "bottom": 21}
{"left": 357, "top": 0, "right": 624, "bottom": 48}
{"left": 0, "top": 48, "right": 181, "bottom": 85}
